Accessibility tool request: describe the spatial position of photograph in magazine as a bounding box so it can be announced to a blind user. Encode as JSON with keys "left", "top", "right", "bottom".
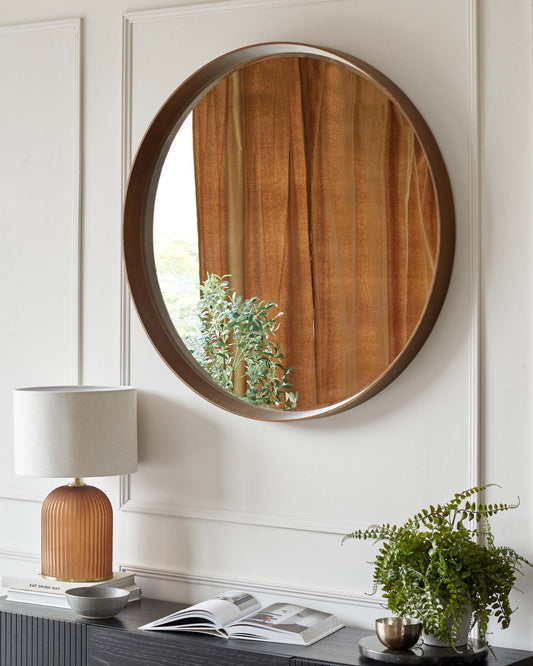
{"left": 244, "top": 604, "right": 333, "bottom": 634}
{"left": 217, "top": 592, "right": 258, "bottom": 613}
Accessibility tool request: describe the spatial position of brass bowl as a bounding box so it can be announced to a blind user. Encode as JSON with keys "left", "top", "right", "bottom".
{"left": 375, "top": 617, "right": 422, "bottom": 650}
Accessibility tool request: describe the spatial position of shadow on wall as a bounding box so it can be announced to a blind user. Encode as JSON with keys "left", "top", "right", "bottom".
{"left": 135, "top": 390, "right": 225, "bottom": 504}
{"left": 131, "top": 391, "right": 226, "bottom": 571}
{"left": 297, "top": 283, "right": 468, "bottom": 436}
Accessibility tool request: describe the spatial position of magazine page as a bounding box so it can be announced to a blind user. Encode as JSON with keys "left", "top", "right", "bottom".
{"left": 226, "top": 603, "right": 344, "bottom": 645}
{"left": 139, "top": 591, "right": 260, "bottom": 632}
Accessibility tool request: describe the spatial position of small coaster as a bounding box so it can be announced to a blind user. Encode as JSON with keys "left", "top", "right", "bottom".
{"left": 359, "top": 635, "right": 488, "bottom": 664}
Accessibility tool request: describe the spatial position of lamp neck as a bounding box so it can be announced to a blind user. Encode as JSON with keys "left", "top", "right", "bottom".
{"left": 69, "top": 477, "right": 85, "bottom": 487}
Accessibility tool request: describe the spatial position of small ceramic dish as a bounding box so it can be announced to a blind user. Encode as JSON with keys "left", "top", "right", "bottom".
{"left": 375, "top": 616, "right": 422, "bottom": 650}
{"left": 65, "top": 586, "right": 130, "bottom": 619}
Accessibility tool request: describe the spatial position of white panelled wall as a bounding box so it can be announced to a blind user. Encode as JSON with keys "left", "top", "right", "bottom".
{"left": 0, "top": 0, "right": 532, "bottom": 650}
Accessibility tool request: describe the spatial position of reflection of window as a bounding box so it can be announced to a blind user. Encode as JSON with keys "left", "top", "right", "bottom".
{"left": 153, "top": 115, "right": 200, "bottom": 340}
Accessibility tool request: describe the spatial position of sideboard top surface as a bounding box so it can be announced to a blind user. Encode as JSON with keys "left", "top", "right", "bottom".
{"left": 1, "top": 596, "right": 532, "bottom": 666}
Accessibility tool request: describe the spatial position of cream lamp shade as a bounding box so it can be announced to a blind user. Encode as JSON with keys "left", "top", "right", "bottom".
{"left": 13, "top": 385, "right": 137, "bottom": 583}
{"left": 13, "top": 386, "right": 137, "bottom": 478}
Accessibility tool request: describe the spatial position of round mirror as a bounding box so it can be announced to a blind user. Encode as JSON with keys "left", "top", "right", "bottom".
{"left": 124, "top": 43, "right": 454, "bottom": 421}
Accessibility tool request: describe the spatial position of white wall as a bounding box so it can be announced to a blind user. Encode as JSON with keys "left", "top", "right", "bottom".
{"left": 0, "top": 0, "right": 532, "bottom": 650}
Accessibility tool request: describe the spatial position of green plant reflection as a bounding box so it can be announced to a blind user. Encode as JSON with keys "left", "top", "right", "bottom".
{"left": 186, "top": 274, "right": 297, "bottom": 409}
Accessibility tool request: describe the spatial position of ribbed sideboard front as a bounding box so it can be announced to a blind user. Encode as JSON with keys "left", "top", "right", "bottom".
{"left": 0, "top": 610, "right": 87, "bottom": 666}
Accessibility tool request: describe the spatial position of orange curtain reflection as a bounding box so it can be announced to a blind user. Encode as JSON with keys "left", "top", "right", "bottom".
{"left": 192, "top": 58, "right": 438, "bottom": 410}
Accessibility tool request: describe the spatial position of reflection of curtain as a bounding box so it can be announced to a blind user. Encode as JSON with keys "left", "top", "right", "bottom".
{"left": 193, "top": 58, "right": 437, "bottom": 410}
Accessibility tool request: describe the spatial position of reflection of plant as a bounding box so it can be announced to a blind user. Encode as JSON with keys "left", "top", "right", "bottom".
{"left": 189, "top": 274, "right": 298, "bottom": 409}
{"left": 342, "top": 485, "right": 532, "bottom": 652}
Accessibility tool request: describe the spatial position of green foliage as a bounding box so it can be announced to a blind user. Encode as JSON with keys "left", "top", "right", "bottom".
{"left": 188, "top": 274, "right": 298, "bottom": 409}
{"left": 342, "top": 485, "right": 532, "bottom": 650}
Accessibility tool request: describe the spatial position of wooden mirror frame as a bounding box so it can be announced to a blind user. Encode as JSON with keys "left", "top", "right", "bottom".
{"left": 123, "top": 42, "right": 455, "bottom": 421}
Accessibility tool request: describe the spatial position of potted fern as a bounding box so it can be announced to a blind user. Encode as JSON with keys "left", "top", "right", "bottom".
{"left": 343, "top": 485, "right": 532, "bottom": 651}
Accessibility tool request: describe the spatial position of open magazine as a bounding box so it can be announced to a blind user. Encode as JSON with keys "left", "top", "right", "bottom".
{"left": 139, "top": 591, "right": 344, "bottom": 646}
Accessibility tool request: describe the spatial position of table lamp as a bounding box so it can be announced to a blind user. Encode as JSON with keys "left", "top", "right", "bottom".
{"left": 13, "top": 386, "right": 137, "bottom": 582}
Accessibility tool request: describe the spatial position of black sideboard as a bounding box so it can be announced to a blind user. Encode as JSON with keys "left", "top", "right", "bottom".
{"left": 1, "top": 597, "right": 532, "bottom": 666}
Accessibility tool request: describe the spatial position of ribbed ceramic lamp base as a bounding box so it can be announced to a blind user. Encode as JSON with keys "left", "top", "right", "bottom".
{"left": 41, "top": 484, "right": 113, "bottom": 582}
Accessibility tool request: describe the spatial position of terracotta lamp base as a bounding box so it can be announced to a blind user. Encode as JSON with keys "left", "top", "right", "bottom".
{"left": 41, "top": 482, "right": 113, "bottom": 582}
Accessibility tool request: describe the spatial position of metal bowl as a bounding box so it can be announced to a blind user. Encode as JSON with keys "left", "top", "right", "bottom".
{"left": 375, "top": 616, "right": 422, "bottom": 650}
{"left": 65, "top": 586, "right": 130, "bottom": 619}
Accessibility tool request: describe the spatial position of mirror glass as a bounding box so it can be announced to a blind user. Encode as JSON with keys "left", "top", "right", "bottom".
{"left": 151, "top": 55, "right": 442, "bottom": 412}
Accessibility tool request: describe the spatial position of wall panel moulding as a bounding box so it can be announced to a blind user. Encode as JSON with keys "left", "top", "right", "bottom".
{"left": 0, "top": 18, "right": 82, "bottom": 503}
